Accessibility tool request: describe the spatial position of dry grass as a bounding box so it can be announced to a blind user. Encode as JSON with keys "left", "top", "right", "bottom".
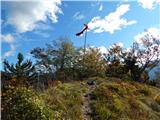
{"left": 41, "top": 81, "right": 87, "bottom": 120}
{"left": 90, "top": 78, "right": 160, "bottom": 120}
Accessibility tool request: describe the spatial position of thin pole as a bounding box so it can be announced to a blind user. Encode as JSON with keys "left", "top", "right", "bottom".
{"left": 84, "top": 29, "right": 87, "bottom": 55}
{"left": 37, "top": 72, "right": 39, "bottom": 90}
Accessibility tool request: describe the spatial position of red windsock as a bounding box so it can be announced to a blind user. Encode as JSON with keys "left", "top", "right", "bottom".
{"left": 76, "top": 24, "right": 89, "bottom": 36}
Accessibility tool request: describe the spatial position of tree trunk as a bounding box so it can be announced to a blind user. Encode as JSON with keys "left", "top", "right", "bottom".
{"left": 131, "top": 71, "right": 141, "bottom": 82}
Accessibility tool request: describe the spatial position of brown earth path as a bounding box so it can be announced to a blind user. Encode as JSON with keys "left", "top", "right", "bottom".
{"left": 82, "top": 82, "right": 96, "bottom": 120}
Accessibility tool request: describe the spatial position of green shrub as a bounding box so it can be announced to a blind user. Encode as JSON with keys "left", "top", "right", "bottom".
{"left": 2, "top": 86, "right": 53, "bottom": 120}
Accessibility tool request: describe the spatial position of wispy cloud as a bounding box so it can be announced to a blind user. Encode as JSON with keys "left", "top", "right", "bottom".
{"left": 35, "top": 22, "right": 52, "bottom": 31}
{"left": 134, "top": 27, "right": 160, "bottom": 44}
{"left": 4, "top": 0, "right": 62, "bottom": 33}
{"left": 1, "top": 33, "right": 16, "bottom": 58}
{"left": 88, "top": 4, "right": 137, "bottom": 34}
{"left": 34, "top": 31, "right": 50, "bottom": 38}
{"left": 99, "top": 4, "right": 103, "bottom": 11}
{"left": 138, "top": 0, "right": 160, "bottom": 9}
{"left": 73, "top": 12, "right": 85, "bottom": 20}
{"left": 1, "top": 34, "right": 14, "bottom": 43}
{"left": 3, "top": 44, "right": 16, "bottom": 58}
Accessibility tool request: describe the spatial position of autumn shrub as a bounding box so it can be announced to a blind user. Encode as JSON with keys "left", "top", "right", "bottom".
{"left": 2, "top": 86, "right": 53, "bottom": 120}
{"left": 76, "top": 48, "right": 106, "bottom": 79}
{"left": 105, "top": 64, "right": 128, "bottom": 79}
{"left": 155, "top": 95, "right": 160, "bottom": 105}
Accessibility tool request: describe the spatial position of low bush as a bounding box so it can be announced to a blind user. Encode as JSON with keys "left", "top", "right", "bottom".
{"left": 2, "top": 86, "right": 53, "bottom": 120}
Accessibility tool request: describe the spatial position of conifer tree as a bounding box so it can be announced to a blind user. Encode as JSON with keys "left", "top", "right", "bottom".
{"left": 3, "top": 53, "right": 36, "bottom": 86}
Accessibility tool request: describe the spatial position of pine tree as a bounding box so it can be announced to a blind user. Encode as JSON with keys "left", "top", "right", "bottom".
{"left": 3, "top": 53, "right": 36, "bottom": 87}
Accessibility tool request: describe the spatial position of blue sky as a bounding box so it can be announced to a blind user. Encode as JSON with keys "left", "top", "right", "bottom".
{"left": 1, "top": 0, "right": 160, "bottom": 69}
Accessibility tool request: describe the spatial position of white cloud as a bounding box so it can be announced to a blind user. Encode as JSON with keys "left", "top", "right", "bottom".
{"left": 109, "top": 42, "right": 124, "bottom": 49}
{"left": 5, "top": 0, "right": 62, "bottom": 33}
{"left": 134, "top": 27, "right": 160, "bottom": 44}
{"left": 98, "top": 46, "right": 108, "bottom": 54}
{"left": 134, "top": 28, "right": 160, "bottom": 62}
{"left": 99, "top": 4, "right": 103, "bottom": 11}
{"left": 1, "top": 34, "right": 14, "bottom": 43}
{"left": 34, "top": 31, "right": 50, "bottom": 38}
{"left": 147, "top": 28, "right": 160, "bottom": 39}
{"left": 117, "top": 42, "right": 124, "bottom": 47}
{"left": 1, "top": 34, "right": 16, "bottom": 58}
{"left": 35, "top": 22, "right": 52, "bottom": 31}
{"left": 1, "top": 19, "right": 4, "bottom": 24}
{"left": 3, "top": 44, "right": 16, "bottom": 58}
{"left": 138, "top": 0, "right": 160, "bottom": 9}
{"left": 88, "top": 4, "right": 137, "bottom": 34}
{"left": 80, "top": 46, "right": 108, "bottom": 55}
{"left": 73, "top": 12, "right": 85, "bottom": 20}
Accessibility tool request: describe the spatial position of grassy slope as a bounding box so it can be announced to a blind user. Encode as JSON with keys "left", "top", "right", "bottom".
{"left": 41, "top": 78, "right": 160, "bottom": 120}
{"left": 41, "top": 81, "right": 87, "bottom": 120}
{"left": 90, "top": 77, "right": 160, "bottom": 120}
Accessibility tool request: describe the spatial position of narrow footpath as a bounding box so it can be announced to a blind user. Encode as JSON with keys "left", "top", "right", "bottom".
{"left": 82, "top": 81, "right": 96, "bottom": 120}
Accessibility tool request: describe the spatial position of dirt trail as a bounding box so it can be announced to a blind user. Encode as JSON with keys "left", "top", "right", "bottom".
{"left": 82, "top": 83, "right": 96, "bottom": 120}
